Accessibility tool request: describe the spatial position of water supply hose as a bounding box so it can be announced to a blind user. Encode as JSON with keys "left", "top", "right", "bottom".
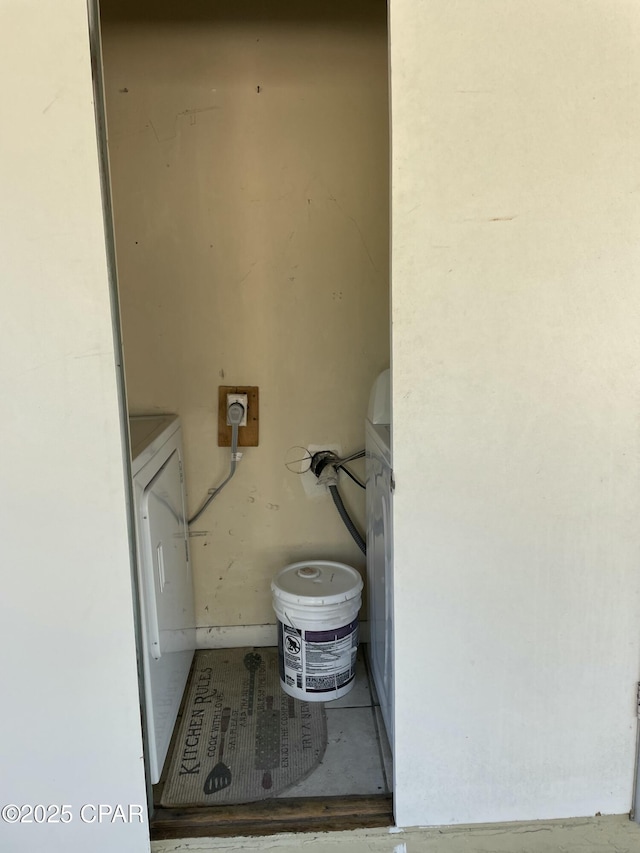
{"left": 313, "top": 453, "right": 367, "bottom": 555}
{"left": 328, "top": 484, "right": 366, "bottom": 555}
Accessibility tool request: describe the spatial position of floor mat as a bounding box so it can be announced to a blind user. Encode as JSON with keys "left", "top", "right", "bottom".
{"left": 160, "top": 647, "right": 327, "bottom": 806}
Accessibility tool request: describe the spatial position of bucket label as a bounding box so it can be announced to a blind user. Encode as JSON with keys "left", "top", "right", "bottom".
{"left": 282, "top": 625, "right": 303, "bottom": 672}
{"left": 278, "top": 619, "right": 358, "bottom": 695}
{"left": 304, "top": 620, "right": 358, "bottom": 693}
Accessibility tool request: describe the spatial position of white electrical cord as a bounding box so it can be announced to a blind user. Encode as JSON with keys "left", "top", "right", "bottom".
{"left": 188, "top": 401, "right": 245, "bottom": 525}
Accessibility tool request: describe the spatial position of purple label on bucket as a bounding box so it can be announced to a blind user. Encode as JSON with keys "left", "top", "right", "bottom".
{"left": 304, "top": 619, "right": 358, "bottom": 643}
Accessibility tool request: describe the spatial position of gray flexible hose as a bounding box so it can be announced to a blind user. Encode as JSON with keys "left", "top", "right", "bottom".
{"left": 328, "top": 484, "right": 366, "bottom": 555}
{"left": 188, "top": 416, "right": 241, "bottom": 525}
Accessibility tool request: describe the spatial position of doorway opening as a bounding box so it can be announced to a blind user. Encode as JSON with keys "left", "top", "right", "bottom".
{"left": 98, "top": 0, "right": 391, "bottom": 838}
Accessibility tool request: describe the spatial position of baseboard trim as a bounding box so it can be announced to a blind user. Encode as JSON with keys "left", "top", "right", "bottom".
{"left": 196, "top": 621, "right": 370, "bottom": 649}
{"left": 196, "top": 624, "right": 276, "bottom": 648}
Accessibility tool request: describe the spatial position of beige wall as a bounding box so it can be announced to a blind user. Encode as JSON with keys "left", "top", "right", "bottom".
{"left": 101, "top": 0, "right": 389, "bottom": 630}
{"left": 391, "top": 0, "right": 640, "bottom": 827}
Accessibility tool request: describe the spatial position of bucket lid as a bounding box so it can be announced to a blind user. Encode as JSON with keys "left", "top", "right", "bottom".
{"left": 271, "top": 561, "right": 363, "bottom": 606}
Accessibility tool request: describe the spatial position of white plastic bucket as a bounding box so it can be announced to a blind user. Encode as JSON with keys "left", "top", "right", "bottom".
{"left": 271, "top": 561, "right": 363, "bottom": 702}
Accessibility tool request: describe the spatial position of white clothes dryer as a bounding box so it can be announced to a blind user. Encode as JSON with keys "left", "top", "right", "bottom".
{"left": 130, "top": 415, "right": 195, "bottom": 783}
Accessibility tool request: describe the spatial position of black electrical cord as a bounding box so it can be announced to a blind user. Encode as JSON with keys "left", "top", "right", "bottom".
{"left": 338, "top": 464, "right": 365, "bottom": 489}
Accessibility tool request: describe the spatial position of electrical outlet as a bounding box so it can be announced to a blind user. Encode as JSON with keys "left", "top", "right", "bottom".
{"left": 226, "top": 393, "right": 248, "bottom": 426}
{"left": 218, "top": 386, "right": 259, "bottom": 446}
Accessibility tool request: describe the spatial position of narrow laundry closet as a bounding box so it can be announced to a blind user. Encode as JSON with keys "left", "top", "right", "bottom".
{"left": 99, "top": 0, "right": 391, "bottom": 836}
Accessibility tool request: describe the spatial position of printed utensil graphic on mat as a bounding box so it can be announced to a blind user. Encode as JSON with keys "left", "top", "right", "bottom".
{"left": 203, "top": 707, "right": 232, "bottom": 795}
{"left": 243, "top": 651, "right": 262, "bottom": 716}
{"left": 255, "top": 695, "right": 280, "bottom": 790}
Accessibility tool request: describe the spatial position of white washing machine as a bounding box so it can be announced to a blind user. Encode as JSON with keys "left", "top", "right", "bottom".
{"left": 130, "top": 415, "right": 195, "bottom": 783}
{"left": 365, "top": 370, "right": 393, "bottom": 752}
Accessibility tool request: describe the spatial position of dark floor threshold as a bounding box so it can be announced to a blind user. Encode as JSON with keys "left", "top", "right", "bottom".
{"left": 150, "top": 794, "right": 394, "bottom": 840}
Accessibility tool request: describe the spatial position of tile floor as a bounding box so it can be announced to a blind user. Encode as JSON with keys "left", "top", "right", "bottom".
{"left": 157, "top": 645, "right": 393, "bottom": 806}
{"left": 281, "top": 648, "right": 393, "bottom": 798}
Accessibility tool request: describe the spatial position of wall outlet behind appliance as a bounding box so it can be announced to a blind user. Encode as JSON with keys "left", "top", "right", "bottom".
{"left": 218, "top": 386, "right": 259, "bottom": 446}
